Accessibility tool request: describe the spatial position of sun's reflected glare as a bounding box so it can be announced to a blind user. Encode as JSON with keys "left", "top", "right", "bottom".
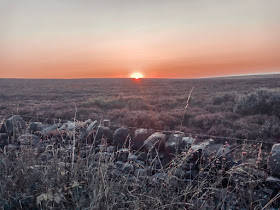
{"left": 131, "top": 72, "right": 144, "bottom": 79}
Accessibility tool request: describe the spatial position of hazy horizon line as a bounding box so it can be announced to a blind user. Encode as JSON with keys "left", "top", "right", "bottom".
{"left": 0, "top": 72, "right": 279, "bottom": 80}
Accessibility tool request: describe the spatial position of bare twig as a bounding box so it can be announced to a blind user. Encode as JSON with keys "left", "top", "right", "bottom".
{"left": 71, "top": 102, "right": 77, "bottom": 170}
{"left": 180, "top": 86, "right": 194, "bottom": 132}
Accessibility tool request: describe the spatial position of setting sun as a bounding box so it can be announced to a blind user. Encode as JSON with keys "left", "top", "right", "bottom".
{"left": 131, "top": 72, "right": 144, "bottom": 79}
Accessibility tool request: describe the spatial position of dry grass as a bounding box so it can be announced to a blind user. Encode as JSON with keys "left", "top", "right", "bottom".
{"left": 0, "top": 125, "right": 276, "bottom": 209}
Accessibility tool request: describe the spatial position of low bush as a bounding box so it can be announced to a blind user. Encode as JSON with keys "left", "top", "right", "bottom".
{"left": 234, "top": 88, "right": 280, "bottom": 117}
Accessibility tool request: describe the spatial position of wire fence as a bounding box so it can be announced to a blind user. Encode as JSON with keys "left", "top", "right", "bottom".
{"left": 0, "top": 113, "right": 276, "bottom": 145}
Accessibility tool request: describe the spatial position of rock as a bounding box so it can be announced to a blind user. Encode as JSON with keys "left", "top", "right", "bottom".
{"left": 0, "top": 133, "right": 8, "bottom": 148}
{"left": 79, "top": 121, "right": 98, "bottom": 142}
{"left": 265, "top": 176, "right": 280, "bottom": 190}
{"left": 148, "top": 158, "right": 163, "bottom": 170}
{"left": 173, "top": 168, "right": 198, "bottom": 180}
{"left": 137, "top": 152, "right": 147, "bottom": 162}
{"left": 98, "top": 144, "right": 107, "bottom": 152}
{"left": 134, "top": 168, "right": 148, "bottom": 178}
{"left": 269, "top": 143, "right": 280, "bottom": 177}
{"left": 263, "top": 187, "right": 274, "bottom": 195}
{"left": 160, "top": 157, "right": 170, "bottom": 167}
{"left": 132, "top": 129, "right": 153, "bottom": 150}
{"left": 94, "top": 152, "right": 112, "bottom": 162}
{"left": 3, "top": 115, "right": 26, "bottom": 137}
{"left": 116, "top": 148, "right": 129, "bottom": 162}
{"left": 165, "top": 134, "right": 184, "bottom": 156}
{"left": 115, "top": 161, "right": 124, "bottom": 169}
{"left": 113, "top": 127, "right": 131, "bottom": 148}
{"left": 128, "top": 153, "right": 138, "bottom": 162}
{"left": 144, "top": 132, "right": 166, "bottom": 152}
{"left": 59, "top": 121, "right": 85, "bottom": 132}
{"left": 84, "top": 119, "right": 93, "bottom": 125}
{"left": 190, "top": 140, "right": 233, "bottom": 169}
{"left": 17, "top": 134, "right": 40, "bottom": 146}
{"left": 79, "top": 150, "right": 90, "bottom": 158}
{"left": 0, "top": 133, "right": 8, "bottom": 140}
{"left": 149, "top": 173, "right": 168, "bottom": 185}
{"left": 109, "top": 169, "right": 122, "bottom": 178}
{"left": 173, "top": 168, "right": 185, "bottom": 178}
{"left": 28, "top": 122, "right": 42, "bottom": 134}
{"left": 135, "top": 160, "right": 145, "bottom": 166}
{"left": 216, "top": 145, "right": 231, "bottom": 158}
{"left": 86, "top": 120, "right": 98, "bottom": 134}
{"left": 199, "top": 141, "right": 222, "bottom": 157}
{"left": 122, "top": 163, "right": 134, "bottom": 174}
{"left": 123, "top": 174, "right": 141, "bottom": 184}
{"left": 28, "top": 122, "right": 51, "bottom": 134}
{"left": 78, "top": 128, "right": 88, "bottom": 140}
{"left": 5, "top": 144, "right": 19, "bottom": 152}
{"left": 107, "top": 145, "right": 116, "bottom": 153}
{"left": 40, "top": 124, "right": 60, "bottom": 137}
{"left": 94, "top": 126, "right": 112, "bottom": 144}
{"left": 184, "top": 170, "right": 198, "bottom": 180}
{"left": 165, "top": 134, "right": 195, "bottom": 156}
{"left": 182, "top": 136, "right": 196, "bottom": 146}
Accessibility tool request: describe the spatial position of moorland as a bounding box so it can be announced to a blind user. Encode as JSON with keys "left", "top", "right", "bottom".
{"left": 1, "top": 74, "right": 280, "bottom": 209}
{"left": 1, "top": 74, "right": 280, "bottom": 142}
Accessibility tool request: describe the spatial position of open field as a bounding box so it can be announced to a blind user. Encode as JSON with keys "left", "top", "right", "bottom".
{"left": 1, "top": 74, "right": 280, "bottom": 142}
{"left": 1, "top": 75, "right": 280, "bottom": 209}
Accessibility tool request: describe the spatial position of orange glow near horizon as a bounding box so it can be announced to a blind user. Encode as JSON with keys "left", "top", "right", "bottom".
{"left": 0, "top": 1, "right": 279, "bottom": 79}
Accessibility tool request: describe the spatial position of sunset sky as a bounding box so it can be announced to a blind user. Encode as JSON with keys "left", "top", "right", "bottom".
{"left": 1, "top": 0, "right": 280, "bottom": 79}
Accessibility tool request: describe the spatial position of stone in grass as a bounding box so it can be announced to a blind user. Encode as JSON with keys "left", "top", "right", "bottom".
{"left": 107, "top": 145, "right": 116, "bottom": 153}
{"left": 173, "top": 168, "right": 198, "bottom": 180}
{"left": 40, "top": 124, "right": 60, "bottom": 137}
{"left": 135, "top": 160, "right": 145, "bottom": 166}
{"left": 269, "top": 143, "right": 280, "bottom": 177}
{"left": 122, "top": 163, "right": 134, "bottom": 174}
{"left": 165, "top": 134, "right": 196, "bottom": 156}
{"left": 134, "top": 168, "right": 148, "bottom": 178}
{"left": 94, "top": 126, "right": 113, "bottom": 144}
{"left": 191, "top": 139, "right": 233, "bottom": 169}
{"left": 132, "top": 129, "right": 154, "bottom": 150}
{"left": 113, "top": 127, "right": 131, "bottom": 148}
{"left": 265, "top": 176, "right": 280, "bottom": 190}
{"left": 116, "top": 148, "right": 129, "bottom": 162}
{"left": 165, "top": 134, "right": 184, "bottom": 156}
{"left": 149, "top": 173, "right": 168, "bottom": 185}
{"left": 128, "top": 153, "right": 138, "bottom": 162}
{"left": 115, "top": 161, "right": 124, "bottom": 169}
{"left": 94, "top": 152, "right": 112, "bottom": 162}
{"left": 144, "top": 132, "right": 166, "bottom": 152}
{"left": 86, "top": 120, "right": 98, "bottom": 134}
{"left": 17, "top": 134, "right": 40, "bottom": 146}
{"left": 4, "top": 115, "right": 27, "bottom": 137}
{"left": 0, "top": 133, "right": 8, "bottom": 148}
{"left": 137, "top": 152, "right": 147, "bottom": 162}
{"left": 28, "top": 122, "right": 43, "bottom": 134}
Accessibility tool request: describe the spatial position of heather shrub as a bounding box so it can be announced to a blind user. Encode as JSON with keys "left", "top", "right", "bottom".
{"left": 234, "top": 88, "right": 280, "bottom": 117}
{"left": 190, "top": 113, "right": 226, "bottom": 131}
{"left": 82, "top": 98, "right": 126, "bottom": 110}
{"left": 212, "top": 92, "right": 237, "bottom": 105}
{"left": 234, "top": 115, "right": 280, "bottom": 140}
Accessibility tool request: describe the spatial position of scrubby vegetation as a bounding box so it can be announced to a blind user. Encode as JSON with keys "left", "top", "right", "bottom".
{"left": 1, "top": 75, "right": 280, "bottom": 209}
{"left": 234, "top": 88, "right": 280, "bottom": 117}
{"left": 1, "top": 75, "right": 280, "bottom": 142}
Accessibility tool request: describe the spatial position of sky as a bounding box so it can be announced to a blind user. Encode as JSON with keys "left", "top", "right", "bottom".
{"left": 0, "top": 0, "right": 280, "bottom": 79}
